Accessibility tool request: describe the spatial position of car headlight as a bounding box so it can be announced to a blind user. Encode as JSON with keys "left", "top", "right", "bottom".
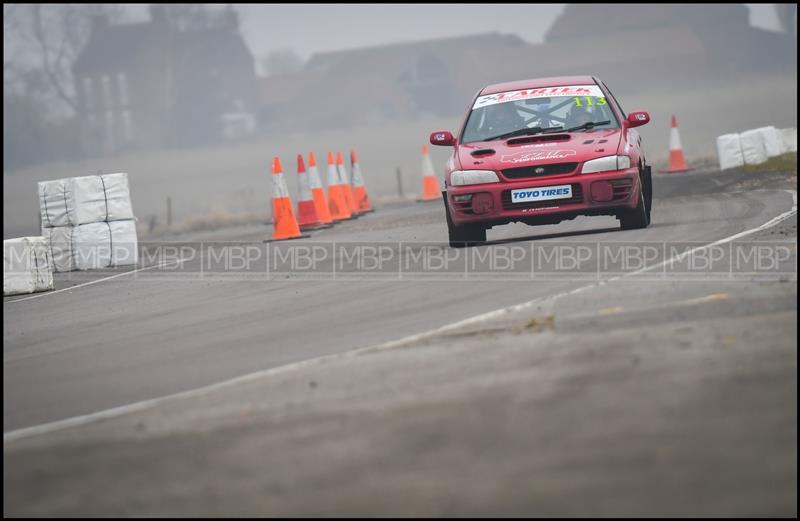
{"left": 581, "top": 155, "right": 631, "bottom": 174}
{"left": 450, "top": 170, "right": 500, "bottom": 186}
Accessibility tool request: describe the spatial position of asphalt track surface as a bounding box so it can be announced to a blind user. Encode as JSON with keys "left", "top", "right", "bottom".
{"left": 4, "top": 171, "right": 795, "bottom": 432}
{"left": 4, "top": 169, "right": 797, "bottom": 516}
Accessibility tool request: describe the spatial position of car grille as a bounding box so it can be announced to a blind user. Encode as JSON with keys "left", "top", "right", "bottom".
{"left": 502, "top": 184, "right": 583, "bottom": 210}
{"left": 500, "top": 162, "right": 578, "bottom": 180}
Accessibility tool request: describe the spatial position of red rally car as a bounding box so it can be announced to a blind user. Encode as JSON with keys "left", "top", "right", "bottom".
{"left": 430, "top": 76, "right": 652, "bottom": 247}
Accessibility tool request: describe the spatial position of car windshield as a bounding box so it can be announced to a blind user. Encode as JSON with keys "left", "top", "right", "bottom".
{"left": 461, "top": 84, "right": 619, "bottom": 144}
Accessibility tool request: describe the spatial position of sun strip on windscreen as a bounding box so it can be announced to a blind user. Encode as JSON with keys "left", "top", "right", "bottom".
{"left": 473, "top": 85, "right": 605, "bottom": 109}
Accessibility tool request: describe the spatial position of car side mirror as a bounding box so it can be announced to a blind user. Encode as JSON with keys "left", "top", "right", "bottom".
{"left": 430, "top": 131, "right": 455, "bottom": 146}
{"left": 626, "top": 111, "right": 650, "bottom": 128}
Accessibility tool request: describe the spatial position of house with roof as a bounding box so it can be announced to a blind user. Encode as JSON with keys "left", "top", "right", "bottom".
{"left": 255, "top": 32, "right": 527, "bottom": 134}
{"left": 254, "top": 4, "right": 795, "bottom": 135}
{"left": 529, "top": 4, "right": 796, "bottom": 85}
{"left": 73, "top": 5, "right": 257, "bottom": 158}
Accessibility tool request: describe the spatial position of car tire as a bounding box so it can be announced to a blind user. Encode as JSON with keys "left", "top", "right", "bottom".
{"left": 444, "top": 192, "right": 487, "bottom": 248}
{"left": 642, "top": 164, "right": 652, "bottom": 222}
{"left": 619, "top": 176, "right": 650, "bottom": 230}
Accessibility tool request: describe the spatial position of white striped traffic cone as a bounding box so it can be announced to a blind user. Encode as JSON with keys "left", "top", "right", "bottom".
{"left": 327, "top": 151, "right": 352, "bottom": 221}
{"left": 307, "top": 151, "right": 333, "bottom": 225}
{"left": 295, "top": 154, "right": 326, "bottom": 231}
{"left": 418, "top": 144, "right": 442, "bottom": 201}
{"left": 337, "top": 151, "right": 360, "bottom": 215}
{"left": 267, "top": 156, "right": 304, "bottom": 241}
{"left": 662, "top": 115, "right": 690, "bottom": 173}
{"left": 350, "top": 149, "right": 374, "bottom": 213}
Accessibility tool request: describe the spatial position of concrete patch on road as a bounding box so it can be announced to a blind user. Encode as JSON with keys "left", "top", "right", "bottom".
{"left": 523, "top": 314, "right": 555, "bottom": 333}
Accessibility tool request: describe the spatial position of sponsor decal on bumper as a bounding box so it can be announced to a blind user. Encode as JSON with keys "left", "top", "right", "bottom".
{"left": 511, "top": 184, "right": 572, "bottom": 203}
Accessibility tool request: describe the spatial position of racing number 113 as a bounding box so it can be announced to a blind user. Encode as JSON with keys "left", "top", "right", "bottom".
{"left": 574, "top": 96, "right": 607, "bottom": 107}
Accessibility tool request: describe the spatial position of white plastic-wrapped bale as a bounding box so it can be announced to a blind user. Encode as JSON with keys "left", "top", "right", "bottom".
{"left": 716, "top": 133, "right": 745, "bottom": 171}
{"left": 739, "top": 129, "right": 768, "bottom": 165}
{"left": 39, "top": 172, "right": 135, "bottom": 228}
{"left": 37, "top": 178, "right": 71, "bottom": 228}
{"left": 778, "top": 127, "right": 797, "bottom": 153}
{"left": 42, "top": 226, "right": 75, "bottom": 272}
{"left": 754, "top": 126, "right": 782, "bottom": 158}
{"left": 4, "top": 237, "right": 55, "bottom": 296}
{"left": 43, "top": 220, "right": 138, "bottom": 272}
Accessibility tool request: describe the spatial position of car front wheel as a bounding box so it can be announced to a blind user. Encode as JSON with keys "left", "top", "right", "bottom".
{"left": 444, "top": 192, "right": 486, "bottom": 247}
{"left": 618, "top": 179, "right": 650, "bottom": 230}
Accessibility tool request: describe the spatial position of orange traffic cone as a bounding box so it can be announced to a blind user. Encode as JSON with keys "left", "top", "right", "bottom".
{"left": 418, "top": 144, "right": 441, "bottom": 201}
{"left": 350, "top": 149, "right": 374, "bottom": 213}
{"left": 337, "top": 151, "right": 360, "bottom": 215}
{"left": 295, "top": 154, "right": 326, "bottom": 231}
{"left": 307, "top": 151, "right": 333, "bottom": 225}
{"left": 267, "top": 156, "right": 304, "bottom": 241}
{"left": 661, "top": 115, "right": 691, "bottom": 173}
{"left": 327, "top": 151, "right": 352, "bottom": 221}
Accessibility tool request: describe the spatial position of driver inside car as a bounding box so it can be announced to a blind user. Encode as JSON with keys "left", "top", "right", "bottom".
{"left": 565, "top": 103, "right": 595, "bottom": 128}
{"left": 485, "top": 102, "right": 525, "bottom": 135}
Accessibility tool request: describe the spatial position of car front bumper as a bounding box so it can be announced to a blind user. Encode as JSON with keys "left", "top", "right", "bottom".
{"left": 446, "top": 168, "right": 642, "bottom": 227}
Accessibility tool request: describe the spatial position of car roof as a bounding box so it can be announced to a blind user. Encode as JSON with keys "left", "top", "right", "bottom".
{"left": 480, "top": 76, "right": 599, "bottom": 95}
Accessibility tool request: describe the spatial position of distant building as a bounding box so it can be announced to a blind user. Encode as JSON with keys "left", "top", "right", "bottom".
{"left": 255, "top": 33, "right": 527, "bottom": 133}
{"left": 73, "top": 5, "right": 257, "bottom": 158}
{"left": 253, "top": 5, "right": 796, "bottom": 135}
{"left": 542, "top": 4, "right": 796, "bottom": 76}
{"left": 305, "top": 33, "right": 526, "bottom": 117}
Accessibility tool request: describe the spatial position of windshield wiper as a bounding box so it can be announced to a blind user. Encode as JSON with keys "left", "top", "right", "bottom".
{"left": 542, "top": 120, "right": 611, "bottom": 134}
{"left": 484, "top": 126, "right": 562, "bottom": 142}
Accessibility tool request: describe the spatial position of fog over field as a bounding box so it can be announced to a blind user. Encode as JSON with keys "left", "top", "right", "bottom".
{"left": 3, "top": 7, "right": 798, "bottom": 518}
{"left": 4, "top": 4, "right": 797, "bottom": 238}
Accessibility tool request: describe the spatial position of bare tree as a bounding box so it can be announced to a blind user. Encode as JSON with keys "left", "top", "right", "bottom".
{"left": 3, "top": 4, "right": 28, "bottom": 93}
{"left": 4, "top": 4, "right": 124, "bottom": 118}
{"left": 3, "top": 4, "right": 124, "bottom": 169}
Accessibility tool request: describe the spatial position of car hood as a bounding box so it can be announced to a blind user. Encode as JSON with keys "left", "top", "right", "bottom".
{"left": 456, "top": 128, "right": 622, "bottom": 172}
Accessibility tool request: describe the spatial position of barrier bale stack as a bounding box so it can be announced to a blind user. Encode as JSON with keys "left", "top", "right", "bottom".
{"left": 38, "top": 172, "right": 138, "bottom": 271}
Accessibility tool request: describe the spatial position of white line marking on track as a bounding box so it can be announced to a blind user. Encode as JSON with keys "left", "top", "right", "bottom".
{"left": 4, "top": 190, "right": 796, "bottom": 443}
{"left": 4, "top": 257, "right": 191, "bottom": 304}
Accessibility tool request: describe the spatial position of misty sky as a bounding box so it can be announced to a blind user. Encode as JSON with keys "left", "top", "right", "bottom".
{"left": 121, "top": 3, "right": 784, "bottom": 73}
